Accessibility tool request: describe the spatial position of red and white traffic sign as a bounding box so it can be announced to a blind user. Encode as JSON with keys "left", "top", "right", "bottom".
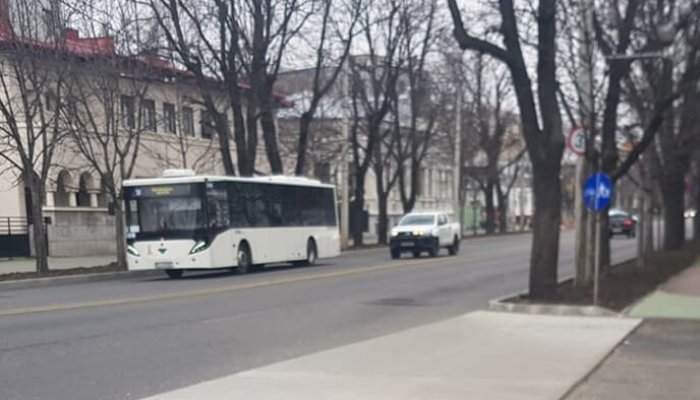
{"left": 567, "top": 126, "right": 586, "bottom": 156}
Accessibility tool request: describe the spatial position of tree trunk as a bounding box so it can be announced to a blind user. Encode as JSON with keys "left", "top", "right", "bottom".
{"left": 483, "top": 181, "right": 496, "bottom": 234}
{"left": 496, "top": 183, "right": 508, "bottom": 233}
{"left": 351, "top": 171, "right": 366, "bottom": 246}
{"left": 114, "top": 195, "right": 127, "bottom": 270}
{"left": 232, "top": 105, "right": 252, "bottom": 177}
{"left": 243, "top": 105, "right": 260, "bottom": 177}
{"left": 295, "top": 113, "right": 313, "bottom": 176}
{"left": 692, "top": 156, "right": 700, "bottom": 240}
{"left": 213, "top": 109, "right": 236, "bottom": 176}
{"left": 377, "top": 192, "right": 389, "bottom": 245}
{"left": 27, "top": 177, "right": 48, "bottom": 274}
{"left": 260, "top": 108, "right": 283, "bottom": 174}
{"left": 528, "top": 160, "right": 562, "bottom": 299}
{"left": 399, "top": 161, "right": 419, "bottom": 214}
{"left": 660, "top": 177, "right": 686, "bottom": 250}
{"left": 497, "top": 197, "right": 507, "bottom": 233}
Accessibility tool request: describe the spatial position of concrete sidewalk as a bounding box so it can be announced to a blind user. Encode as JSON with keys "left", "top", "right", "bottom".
{"left": 566, "top": 319, "right": 700, "bottom": 400}
{"left": 0, "top": 255, "right": 115, "bottom": 275}
{"left": 567, "top": 259, "right": 700, "bottom": 399}
{"left": 143, "top": 311, "right": 640, "bottom": 400}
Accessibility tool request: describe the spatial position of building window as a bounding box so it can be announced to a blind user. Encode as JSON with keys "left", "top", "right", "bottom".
{"left": 200, "top": 109, "right": 214, "bottom": 139}
{"left": 163, "top": 103, "right": 176, "bottom": 134}
{"left": 182, "top": 106, "right": 194, "bottom": 136}
{"left": 121, "top": 95, "right": 135, "bottom": 129}
{"left": 141, "top": 99, "right": 156, "bottom": 131}
{"left": 77, "top": 175, "right": 91, "bottom": 207}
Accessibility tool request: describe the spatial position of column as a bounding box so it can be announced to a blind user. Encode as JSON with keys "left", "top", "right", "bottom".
{"left": 68, "top": 191, "right": 77, "bottom": 207}
{"left": 45, "top": 191, "right": 55, "bottom": 207}
{"left": 89, "top": 191, "right": 99, "bottom": 208}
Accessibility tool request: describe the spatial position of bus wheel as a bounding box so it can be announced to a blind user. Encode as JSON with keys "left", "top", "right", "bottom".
{"left": 165, "top": 269, "right": 183, "bottom": 279}
{"left": 305, "top": 239, "right": 318, "bottom": 266}
{"left": 236, "top": 243, "right": 252, "bottom": 274}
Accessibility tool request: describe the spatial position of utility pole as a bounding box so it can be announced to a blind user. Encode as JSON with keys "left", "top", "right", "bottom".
{"left": 339, "top": 59, "right": 350, "bottom": 250}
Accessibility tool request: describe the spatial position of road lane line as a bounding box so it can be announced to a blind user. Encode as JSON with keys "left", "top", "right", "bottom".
{"left": 0, "top": 248, "right": 525, "bottom": 317}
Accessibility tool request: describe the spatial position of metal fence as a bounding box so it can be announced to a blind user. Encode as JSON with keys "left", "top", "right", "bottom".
{"left": 0, "top": 217, "right": 30, "bottom": 259}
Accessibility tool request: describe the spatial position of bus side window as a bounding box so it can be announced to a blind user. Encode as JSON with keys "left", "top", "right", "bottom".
{"left": 299, "top": 187, "right": 325, "bottom": 226}
{"left": 207, "top": 186, "right": 230, "bottom": 229}
{"left": 281, "top": 185, "right": 301, "bottom": 226}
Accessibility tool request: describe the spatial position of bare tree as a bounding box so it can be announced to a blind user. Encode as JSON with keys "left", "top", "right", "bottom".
{"left": 145, "top": 0, "right": 313, "bottom": 176}
{"left": 293, "top": 0, "right": 362, "bottom": 176}
{"left": 371, "top": 123, "right": 400, "bottom": 244}
{"left": 448, "top": 0, "right": 565, "bottom": 298}
{"left": 348, "top": 0, "right": 406, "bottom": 246}
{"left": 462, "top": 54, "right": 520, "bottom": 234}
{"left": 62, "top": 58, "right": 161, "bottom": 269}
{"left": 388, "top": 0, "right": 439, "bottom": 216}
{"left": 0, "top": 5, "right": 71, "bottom": 273}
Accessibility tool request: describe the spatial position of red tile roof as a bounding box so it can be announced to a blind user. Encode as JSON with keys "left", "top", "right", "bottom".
{"left": 0, "top": 24, "right": 292, "bottom": 107}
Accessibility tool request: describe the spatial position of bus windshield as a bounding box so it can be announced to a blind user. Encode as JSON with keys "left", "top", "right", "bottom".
{"left": 138, "top": 197, "right": 205, "bottom": 234}
{"left": 125, "top": 183, "right": 206, "bottom": 239}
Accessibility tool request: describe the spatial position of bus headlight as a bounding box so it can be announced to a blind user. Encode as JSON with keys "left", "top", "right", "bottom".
{"left": 127, "top": 244, "right": 140, "bottom": 257}
{"left": 189, "top": 240, "right": 208, "bottom": 254}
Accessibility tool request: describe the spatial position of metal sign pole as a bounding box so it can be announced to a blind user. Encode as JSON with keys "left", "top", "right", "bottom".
{"left": 583, "top": 172, "right": 612, "bottom": 306}
{"left": 593, "top": 212, "right": 601, "bottom": 306}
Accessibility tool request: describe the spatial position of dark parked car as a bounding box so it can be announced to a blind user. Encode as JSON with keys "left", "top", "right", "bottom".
{"left": 609, "top": 210, "right": 636, "bottom": 238}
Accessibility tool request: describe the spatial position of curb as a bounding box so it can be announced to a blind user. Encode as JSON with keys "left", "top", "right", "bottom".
{"left": 488, "top": 299, "right": 619, "bottom": 317}
{"left": 0, "top": 270, "right": 162, "bottom": 290}
{"left": 487, "top": 275, "right": 621, "bottom": 317}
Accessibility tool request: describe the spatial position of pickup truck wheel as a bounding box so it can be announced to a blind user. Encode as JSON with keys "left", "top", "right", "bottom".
{"left": 428, "top": 242, "right": 438, "bottom": 257}
{"left": 448, "top": 236, "right": 460, "bottom": 256}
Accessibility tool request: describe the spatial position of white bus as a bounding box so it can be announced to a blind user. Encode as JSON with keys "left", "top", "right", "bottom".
{"left": 122, "top": 171, "right": 340, "bottom": 278}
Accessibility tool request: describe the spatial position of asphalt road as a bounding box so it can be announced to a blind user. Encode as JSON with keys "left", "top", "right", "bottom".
{"left": 0, "top": 232, "right": 637, "bottom": 400}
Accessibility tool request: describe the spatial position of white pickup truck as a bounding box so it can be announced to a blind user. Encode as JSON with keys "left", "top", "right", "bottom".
{"left": 389, "top": 212, "right": 461, "bottom": 259}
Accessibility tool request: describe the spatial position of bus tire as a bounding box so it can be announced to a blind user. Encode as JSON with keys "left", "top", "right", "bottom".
{"left": 236, "top": 242, "right": 252, "bottom": 274}
{"left": 305, "top": 239, "right": 318, "bottom": 266}
{"left": 165, "top": 269, "right": 184, "bottom": 279}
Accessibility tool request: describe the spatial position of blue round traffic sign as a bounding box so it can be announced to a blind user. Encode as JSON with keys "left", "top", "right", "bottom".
{"left": 583, "top": 173, "right": 613, "bottom": 212}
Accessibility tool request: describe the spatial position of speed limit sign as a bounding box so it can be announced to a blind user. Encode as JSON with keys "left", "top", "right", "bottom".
{"left": 567, "top": 126, "right": 586, "bottom": 156}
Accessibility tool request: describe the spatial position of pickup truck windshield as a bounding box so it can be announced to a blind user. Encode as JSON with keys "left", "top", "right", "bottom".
{"left": 399, "top": 215, "right": 435, "bottom": 225}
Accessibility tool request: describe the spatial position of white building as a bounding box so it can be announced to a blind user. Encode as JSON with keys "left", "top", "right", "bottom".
{"left": 275, "top": 62, "right": 455, "bottom": 239}
{"left": 0, "top": 7, "right": 288, "bottom": 256}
